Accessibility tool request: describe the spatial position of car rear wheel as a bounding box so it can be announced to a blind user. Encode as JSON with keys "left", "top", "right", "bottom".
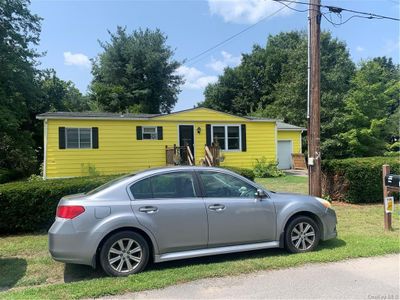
{"left": 100, "top": 231, "right": 149, "bottom": 276}
{"left": 285, "top": 216, "right": 320, "bottom": 253}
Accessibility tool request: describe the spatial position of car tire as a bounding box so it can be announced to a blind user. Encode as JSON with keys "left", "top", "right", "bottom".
{"left": 285, "top": 216, "right": 320, "bottom": 253}
{"left": 100, "top": 231, "right": 149, "bottom": 276}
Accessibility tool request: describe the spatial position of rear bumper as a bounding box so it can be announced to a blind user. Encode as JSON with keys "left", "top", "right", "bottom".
{"left": 48, "top": 218, "right": 96, "bottom": 267}
{"left": 320, "top": 208, "right": 337, "bottom": 241}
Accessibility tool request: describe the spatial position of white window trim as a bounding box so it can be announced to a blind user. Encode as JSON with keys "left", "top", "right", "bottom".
{"left": 65, "top": 127, "right": 93, "bottom": 149}
{"left": 211, "top": 124, "right": 242, "bottom": 152}
{"left": 142, "top": 126, "right": 158, "bottom": 140}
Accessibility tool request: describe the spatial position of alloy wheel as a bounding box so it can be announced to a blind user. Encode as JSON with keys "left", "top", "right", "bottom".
{"left": 108, "top": 238, "right": 142, "bottom": 273}
{"left": 290, "top": 222, "right": 316, "bottom": 251}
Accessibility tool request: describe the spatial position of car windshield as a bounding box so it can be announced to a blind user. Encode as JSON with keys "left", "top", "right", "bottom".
{"left": 86, "top": 174, "right": 136, "bottom": 195}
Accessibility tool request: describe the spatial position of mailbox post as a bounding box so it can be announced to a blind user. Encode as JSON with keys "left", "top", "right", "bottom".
{"left": 382, "top": 165, "right": 392, "bottom": 230}
{"left": 382, "top": 165, "right": 400, "bottom": 231}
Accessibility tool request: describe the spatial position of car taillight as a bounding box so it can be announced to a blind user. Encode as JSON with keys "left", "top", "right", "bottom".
{"left": 56, "top": 205, "right": 85, "bottom": 219}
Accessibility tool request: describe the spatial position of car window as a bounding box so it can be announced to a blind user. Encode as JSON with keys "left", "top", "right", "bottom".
{"left": 130, "top": 172, "right": 197, "bottom": 199}
{"left": 199, "top": 171, "right": 257, "bottom": 198}
{"left": 86, "top": 173, "right": 136, "bottom": 196}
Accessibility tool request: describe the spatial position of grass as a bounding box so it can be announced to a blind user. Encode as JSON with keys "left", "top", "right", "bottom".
{"left": 255, "top": 175, "right": 308, "bottom": 194}
{"left": 0, "top": 175, "right": 399, "bottom": 299}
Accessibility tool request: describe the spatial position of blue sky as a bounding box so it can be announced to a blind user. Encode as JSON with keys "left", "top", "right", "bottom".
{"left": 31, "top": 0, "right": 400, "bottom": 111}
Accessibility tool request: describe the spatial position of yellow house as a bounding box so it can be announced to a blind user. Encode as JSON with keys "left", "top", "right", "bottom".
{"left": 37, "top": 107, "right": 304, "bottom": 179}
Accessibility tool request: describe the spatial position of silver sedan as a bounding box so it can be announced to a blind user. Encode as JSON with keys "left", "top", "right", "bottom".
{"left": 49, "top": 166, "right": 337, "bottom": 276}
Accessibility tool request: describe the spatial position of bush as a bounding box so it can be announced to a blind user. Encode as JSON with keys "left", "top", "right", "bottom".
{"left": 253, "top": 157, "right": 285, "bottom": 178}
{"left": 0, "top": 175, "right": 118, "bottom": 234}
{"left": 221, "top": 166, "right": 255, "bottom": 181}
{"left": 0, "top": 169, "right": 24, "bottom": 184}
{"left": 322, "top": 156, "right": 400, "bottom": 204}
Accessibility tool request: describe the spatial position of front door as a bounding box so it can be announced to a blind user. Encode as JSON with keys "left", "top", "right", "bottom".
{"left": 278, "top": 140, "right": 292, "bottom": 169}
{"left": 179, "top": 125, "right": 195, "bottom": 163}
{"left": 130, "top": 170, "right": 207, "bottom": 254}
{"left": 197, "top": 170, "right": 276, "bottom": 247}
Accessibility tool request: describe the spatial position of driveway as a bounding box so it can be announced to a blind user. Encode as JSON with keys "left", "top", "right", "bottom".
{"left": 100, "top": 254, "right": 400, "bottom": 299}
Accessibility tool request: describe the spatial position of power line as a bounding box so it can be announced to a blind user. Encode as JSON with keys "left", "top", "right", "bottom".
{"left": 273, "top": 0, "right": 400, "bottom": 21}
{"left": 186, "top": 5, "right": 287, "bottom": 66}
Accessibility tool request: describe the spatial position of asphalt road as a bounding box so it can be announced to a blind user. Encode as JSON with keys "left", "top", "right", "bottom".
{"left": 101, "top": 254, "right": 400, "bottom": 299}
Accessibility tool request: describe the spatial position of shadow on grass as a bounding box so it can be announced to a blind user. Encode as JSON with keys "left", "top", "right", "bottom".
{"left": 63, "top": 263, "right": 104, "bottom": 283}
{"left": 62, "top": 238, "right": 346, "bottom": 282}
{"left": 0, "top": 258, "right": 27, "bottom": 291}
{"left": 149, "top": 238, "right": 347, "bottom": 271}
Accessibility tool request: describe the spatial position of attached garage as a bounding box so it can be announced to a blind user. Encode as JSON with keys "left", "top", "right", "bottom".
{"left": 277, "top": 122, "right": 305, "bottom": 170}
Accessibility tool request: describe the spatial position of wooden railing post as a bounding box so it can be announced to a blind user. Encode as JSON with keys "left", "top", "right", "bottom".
{"left": 382, "top": 164, "right": 392, "bottom": 231}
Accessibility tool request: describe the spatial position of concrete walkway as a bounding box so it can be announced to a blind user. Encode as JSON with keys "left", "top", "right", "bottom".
{"left": 100, "top": 254, "right": 400, "bottom": 299}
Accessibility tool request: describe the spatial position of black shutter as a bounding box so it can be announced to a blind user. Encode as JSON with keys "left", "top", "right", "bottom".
{"left": 92, "top": 127, "right": 99, "bottom": 149}
{"left": 157, "top": 126, "right": 163, "bottom": 140}
{"left": 59, "top": 127, "right": 66, "bottom": 149}
{"left": 241, "top": 124, "right": 247, "bottom": 152}
{"left": 136, "top": 126, "right": 142, "bottom": 140}
{"left": 206, "top": 124, "right": 211, "bottom": 146}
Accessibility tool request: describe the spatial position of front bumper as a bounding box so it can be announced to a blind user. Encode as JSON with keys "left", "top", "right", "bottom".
{"left": 320, "top": 208, "right": 337, "bottom": 241}
{"left": 48, "top": 218, "right": 96, "bottom": 267}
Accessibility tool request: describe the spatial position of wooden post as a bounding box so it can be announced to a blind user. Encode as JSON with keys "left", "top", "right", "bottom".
{"left": 382, "top": 164, "right": 392, "bottom": 231}
{"left": 308, "top": 0, "right": 322, "bottom": 197}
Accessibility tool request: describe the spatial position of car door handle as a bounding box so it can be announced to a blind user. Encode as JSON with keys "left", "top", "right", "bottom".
{"left": 208, "top": 204, "right": 226, "bottom": 211}
{"left": 139, "top": 206, "right": 158, "bottom": 214}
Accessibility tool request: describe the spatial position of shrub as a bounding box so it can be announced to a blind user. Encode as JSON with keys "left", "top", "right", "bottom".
{"left": 0, "top": 175, "right": 118, "bottom": 234}
{"left": 221, "top": 166, "right": 255, "bottom": 181}
{"left": 253, "top": 157, "right": 285, "bottom": 178}
{"left": 0, "top": 169, "right": 24, "bottom": 184}
{"left": 322, "top": 156, "right": 400, "bottom": 204}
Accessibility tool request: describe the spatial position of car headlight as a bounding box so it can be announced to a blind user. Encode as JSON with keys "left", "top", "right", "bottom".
{"left": 315, "top": 197, "right": 332, "bottom": 208}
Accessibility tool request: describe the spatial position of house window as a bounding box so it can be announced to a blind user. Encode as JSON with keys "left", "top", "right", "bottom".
{"left": 212, "top": 125, "right": 241, "bottom": 151}
{"left": 142, "top": 127, "right": 158, "bottom": 140}
{"left": 66, "top": 128, "right": 92, "bottom": 149}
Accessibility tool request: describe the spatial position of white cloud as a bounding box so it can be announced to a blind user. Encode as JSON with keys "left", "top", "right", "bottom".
{"left": 356, "top": 46, "right": 365, "bottom": 52}
{"left": 176, "top": 65, "right": 218, "bottom": 89}
{"left": 207, "top": 51, "right": 242, "bottom": 73}
{"left": 63, "top": 51, "right": 91, "bottom": 68}
{"left": 208, "top": 0, "right": 293, "bottom": 24}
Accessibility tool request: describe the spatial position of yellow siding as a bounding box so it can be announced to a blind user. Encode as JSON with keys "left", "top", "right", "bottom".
{"left": 45, "top": 116, "right": 277, "bottom": 178}
{"left": 152, "top": 107, "right": 247, "bottom": 122}
{"left": 277, "top": 130, "right": 302, "bottom": 153}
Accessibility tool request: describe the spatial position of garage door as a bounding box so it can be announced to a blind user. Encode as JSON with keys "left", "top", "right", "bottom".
{"left": 277, "top": 141, "right": 292, "bottom": 169}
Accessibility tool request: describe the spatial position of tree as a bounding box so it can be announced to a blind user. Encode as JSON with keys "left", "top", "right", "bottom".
{"left": 29, "top": 69, "right": 89, "bottom": 164}
{"left": 202, "top": 31, "right": 356, "bottom": 158}
{"left": 90, "top": 27, "right": 183, "bottom": 114}
{"left": 0, "top": 0, "right": 42, "bottom": 175}
{"left": 336, "top": 58, "right": 399, "bottom": 157}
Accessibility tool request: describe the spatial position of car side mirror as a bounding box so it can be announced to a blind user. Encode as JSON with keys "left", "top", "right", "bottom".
{"left": 256, "top": 189, "right": 267, "bottom": 199}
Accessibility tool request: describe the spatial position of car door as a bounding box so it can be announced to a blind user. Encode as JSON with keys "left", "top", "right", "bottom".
{"left": 197, "top": 170, "right": 276, "bottom": 247}
{"left": 130, "top": 170, "right": 208, "bottom": 254}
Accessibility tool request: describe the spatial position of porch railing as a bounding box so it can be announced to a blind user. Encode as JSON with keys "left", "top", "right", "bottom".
{"left": 165, "top": 144, "right": 195, "bottom": 166}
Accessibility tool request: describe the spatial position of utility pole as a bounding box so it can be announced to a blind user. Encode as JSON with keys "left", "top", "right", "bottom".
{"left": 308, "top": 0, "right": 322, "bottom": 197}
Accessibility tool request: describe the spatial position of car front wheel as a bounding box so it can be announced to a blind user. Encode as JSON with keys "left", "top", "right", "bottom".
{"left": 285, "top": 216, "right": 320, "bottom": 253}
{"left": 100, "top": 231, "right": 149, "bottom": 276}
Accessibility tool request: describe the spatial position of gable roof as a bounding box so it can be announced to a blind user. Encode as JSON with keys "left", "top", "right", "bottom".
{"left": 36, "top": 111, "right": 159, "bottom": 120}
{"left": 277, "top": 121, "right": 305, "bottom": 131}
{"left": 37, "top": 107, "right": 277, "bottom": 122}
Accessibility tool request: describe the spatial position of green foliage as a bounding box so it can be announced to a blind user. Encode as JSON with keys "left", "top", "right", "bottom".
{"left": 253, "top": 157, "right": 284, "bottom": 178}
{"left": 335, "top": 58, "right": 399, "bottom": 157}
{"left": 220, "top": 166, "right": 255, "bottom": 181}
{"left": 203, "top": 31, "right": 355, "bottom": 159}
{"left": 322, "top": 156, "right": 400, "bottom": 203}
{"left": 90, "top": 27, "right": 183, "bottom": 114}
{"left": 0, "top": 0, "right": 42, "bottom": 176}
{"left": 0, "top": 175, "right": 117, "bottom": 234}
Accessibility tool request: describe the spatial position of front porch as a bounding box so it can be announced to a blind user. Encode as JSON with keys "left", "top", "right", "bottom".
{"left": 165, "top": 144, "right": 222, "bottom": 167}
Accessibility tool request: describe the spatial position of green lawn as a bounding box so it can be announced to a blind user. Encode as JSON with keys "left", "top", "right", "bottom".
{"left": 256, "top": 176, "right": 308, "bottom": 194}
{"left": 1, "top": 176, "right": 399, "bottom": 299}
